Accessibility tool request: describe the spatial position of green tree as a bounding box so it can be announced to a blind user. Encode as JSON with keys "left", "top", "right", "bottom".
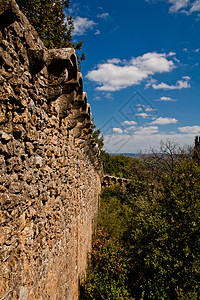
{"left": 81, "top": 228, "right": 132, "bottom": 300}
{"left": 82, "top": 155, "right": 200, "bottom": 300}
{"left": 100, "top": 151, "right": 149, "bottom": 180}
{"left": 125, "top": 159, "right": 200, "bottom": 299}
{"left": 16, "top": 0, "right": 85, "bottom": 66}
{"left": 92, "top": 125, "right": 104, "bottom": 150}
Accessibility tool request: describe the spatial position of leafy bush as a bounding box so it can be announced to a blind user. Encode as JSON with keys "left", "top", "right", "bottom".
{"left": 81, "top": 156, "right": 200, "bottom": 300}
{"left": 80, "top": 228, "right": 132, "bottom": 300}
{"left": 125, "top": 159, "right": 200, "bottom": 299}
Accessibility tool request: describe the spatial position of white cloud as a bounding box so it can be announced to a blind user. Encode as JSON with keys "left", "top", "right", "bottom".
{"left": 126, "top": 125, "right": 138, "bottom": 131}
{"left": 86, "top": 64, "right": 148, "bottom": 91}
{"left": 157, "top": 96, "right": 176, "bottom": 101}
{"left": 169, "top": 0, "right": 190, "bottom": 13}
{"left": 107, "top": 58, "right": 122, "bottom": 64}
{"left": 145, "top": 107, "right": 156, "bottom": 112}
{"left": 182, "top": 75, "right": 191, "bottom": 79}
{"left": 137, "top": 105, "right": 144, "bottom": 112}
{"left": 145, "top": 78, "right": 157, "bottom": 89}
{"left": 135, "top": 113, "right": 149, "bottom": 118}
{"left": 121, "top": 120, "right": 137, "bottom": 126}
{"left": 152, "top": 76, "right": 191, "bottom": 90}
{"left": 168, "top": 51, "right": 177, "bottom": 56}
{"left": 103, "top": 92, "right": 113, "bottom": 99}
{"left": 97, "top": 12, "right": 109, "bottom": 18}
{"left": 150, "top": 117, "right": 178, "bottom": 125}
{"left": 190, "top": 0, "right": 200, "bottom": 12}
{"left": 113, "top": 128, "right": 123, "bottom": 134}
{"left": 178, "top": 125, "right": 200, "bottom": 133}
{"left": 147, "top": 0, "right": 200, "bottom": 14}
{"left": 183, "top": 47, "right": 200, "bottom": 53}
{"left": 136, "top": 104, "right": 157, "bottom": 113}
{"left": 135, "top": 126, "right": 159, "bottom": 135}
{"left": 86, "top": 52, "right": 175, "bottom": 92}
{"left": 73, "top": 17, "right": 97, "bottom": 36}
{"left": 131, "top": 52, "right": 175, "bottom": 73}
{"left": 95, "top": 29, "right": 101, "bottom": 35}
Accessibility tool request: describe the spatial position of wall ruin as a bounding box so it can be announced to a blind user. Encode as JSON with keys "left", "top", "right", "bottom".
{"left": 0, "top": 1, "right": 102, "bottom": 299}
{"left": 102, "top": 175, "right": 131, "bottom": 188}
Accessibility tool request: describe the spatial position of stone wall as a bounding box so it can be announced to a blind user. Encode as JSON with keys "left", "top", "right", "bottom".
{"left": 0, "top": 1, "right": 102, "bottom": 299}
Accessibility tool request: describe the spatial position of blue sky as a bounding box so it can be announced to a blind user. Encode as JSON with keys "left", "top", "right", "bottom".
{"left": 67, "top": 0, "right": 200, "bottom": 153}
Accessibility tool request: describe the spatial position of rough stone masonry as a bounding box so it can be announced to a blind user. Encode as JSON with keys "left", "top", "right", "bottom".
{"left": 0, "top": 0, "right": 102, "bottom": 299}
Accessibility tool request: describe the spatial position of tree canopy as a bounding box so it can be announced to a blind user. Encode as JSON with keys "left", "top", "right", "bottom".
{"left": 17, "top": 0, "right": 85, "bottom": 65}
{"left": 81, "top": 142, "right": 200, "bottom": 299}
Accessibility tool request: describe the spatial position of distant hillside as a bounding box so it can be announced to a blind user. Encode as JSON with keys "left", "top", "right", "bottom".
{"left": 114, "top": 153, "right": 140, "bottom": 158}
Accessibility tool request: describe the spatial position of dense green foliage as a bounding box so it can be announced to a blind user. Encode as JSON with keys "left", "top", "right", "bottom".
{"left": 100, "top": 151, "right": 148, "bottom": 180}
{"left": 126, "top": 159, "right": 200, "bottom": 299}
{"left": 17, "top": 0, "right": 85, "bottom": 65}
{"left": 80, "top": 185, "right": 135, "bottom": 300}
{"left": 80, "top": 227, "right": 132, "bottom": 300}
{"left": 81, "top": 151, "right": 200, "bottom": 299}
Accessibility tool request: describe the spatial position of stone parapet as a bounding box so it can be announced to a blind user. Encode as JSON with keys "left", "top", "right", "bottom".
{"left": 102, "top": 175, "right": 131, "bottom": 188}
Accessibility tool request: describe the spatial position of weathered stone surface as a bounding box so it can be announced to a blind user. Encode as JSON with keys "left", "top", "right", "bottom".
{"left": 0, "top": 0, "right": 103, "bottom": 299}
{"left": 0, "top": 0, "right": 11, "bottom": 15}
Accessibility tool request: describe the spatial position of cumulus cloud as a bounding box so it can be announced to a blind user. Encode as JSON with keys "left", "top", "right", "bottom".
{"left": 113, "top": 128, "right": 123, "bottom": 134}
{"left": 107, "top": 58, "right": 122, "bottom": 64}
{"left": 157, "top": 96, "right": 176, "bottom": 101}
{"left": 135, "top": 113, "right": 149, "bottom": 118}
{"left": 178, "top": 125, "right": 200, "bottom": 133}
{"left": 135, "top": 126, "right": 159, "bottom": 135}
{"left": 131, "top": 52, "right": 175, "bottom": 73}
{"left": 87, "top": 64, "right": 148, "bottom": 92}
{"left": 152, "top": 76, "right": 191, "bottom": 90}
{"left": 150, "top": 117, "right": 178, "bottom": 125}
{"left": 121, "top": 120, "right": 138, "bottom": 126}
{"left": 86, "top": 52, "right": 175, "bottom": 92}
{"left": 73, "top": 16, "right": 97, "bottom": 36}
